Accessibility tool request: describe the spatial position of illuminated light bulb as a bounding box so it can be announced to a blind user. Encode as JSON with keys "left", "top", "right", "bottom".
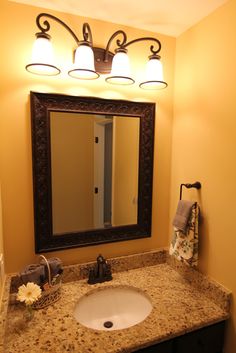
{"left": 139, "top": 56, "right": 167, "bottom": 90}
{"left": 106, "top": 49, "right": 134, "bottom": 85}
{"left": 25, "top": 34, "right": 60, "bottom": 76}
{"left": 68, "top": 44, "right": 99, "bottom": 80}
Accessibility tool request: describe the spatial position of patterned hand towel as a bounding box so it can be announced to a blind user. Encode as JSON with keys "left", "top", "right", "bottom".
{"left": 169, "top": 201, "right": 200, "bottom": 267}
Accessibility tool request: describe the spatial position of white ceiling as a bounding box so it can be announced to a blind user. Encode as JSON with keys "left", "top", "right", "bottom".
{"left": 9, "top": 0, "right": 228, "bottom": 37}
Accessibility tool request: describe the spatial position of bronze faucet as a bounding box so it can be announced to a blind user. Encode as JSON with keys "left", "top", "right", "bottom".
{"left": 88, "top": 254, "right": 112, "bottom": 284}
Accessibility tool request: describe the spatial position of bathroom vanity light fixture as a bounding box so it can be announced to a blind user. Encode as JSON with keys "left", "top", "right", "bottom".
{"left": 26, "top": 13, "right": 168, "bottom": 90}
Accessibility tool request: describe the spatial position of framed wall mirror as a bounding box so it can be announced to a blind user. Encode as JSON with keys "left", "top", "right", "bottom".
{"left": 30, "top": 92, "right": 155, "bottom": 253}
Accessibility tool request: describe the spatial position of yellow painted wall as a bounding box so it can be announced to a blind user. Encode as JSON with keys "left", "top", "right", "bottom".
{"left": 0, "top": 0, "right": 175, "bottom": 272}
{"left": 112, "top": 117, "right": 139, "bottom": 226}
{"left": 50, "top": 112, "right": 94, "bottom": 233}
{"left": 172, "top": 1, "right": 236, "bottom": 351}
{"left": 0, "top": 184, "right": 5, "bottom": 301}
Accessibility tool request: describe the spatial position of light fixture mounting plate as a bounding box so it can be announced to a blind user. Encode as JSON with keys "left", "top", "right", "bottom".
{"left": 93, "top": 47, "right": 114, "bottom": 74}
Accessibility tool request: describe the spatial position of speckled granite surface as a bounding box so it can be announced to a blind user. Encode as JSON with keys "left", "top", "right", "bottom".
{"left": 1, "top": 250, "right": 231, "bottom": 353}
{"left": 0, "top": 276, "right": 10, "bottom": 353}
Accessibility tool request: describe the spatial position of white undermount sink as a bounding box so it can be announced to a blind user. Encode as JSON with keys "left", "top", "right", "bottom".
{"left": 74, "top": 286, "right": 153, "bottom": 330}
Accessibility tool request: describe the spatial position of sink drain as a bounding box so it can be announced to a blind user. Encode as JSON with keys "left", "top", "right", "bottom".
{"left": 103, "top": 321, "right": 113, "bottom": 328}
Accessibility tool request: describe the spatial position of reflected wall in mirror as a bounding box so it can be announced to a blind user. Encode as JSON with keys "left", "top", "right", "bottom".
{"left": 30, "top": 92, "right": 155, "bottom": 253}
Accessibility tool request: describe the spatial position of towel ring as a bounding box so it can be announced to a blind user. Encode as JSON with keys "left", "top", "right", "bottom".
{"left": 179, "top": 181, "right": 201, "bottom": 200}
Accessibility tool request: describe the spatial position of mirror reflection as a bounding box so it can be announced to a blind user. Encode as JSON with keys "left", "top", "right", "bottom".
{"left": 50, "top": 112, "right": 140, "bottom": 235}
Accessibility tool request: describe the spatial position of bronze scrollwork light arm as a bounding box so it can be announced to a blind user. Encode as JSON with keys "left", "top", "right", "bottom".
{"left": 36, "top": 13, "right": 81, "bottom": 45}
{"left": 104, "top": 31, "right": 161, "bottom": 60}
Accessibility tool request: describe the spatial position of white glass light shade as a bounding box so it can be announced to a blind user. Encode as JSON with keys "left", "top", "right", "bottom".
{"left": 106, "top": 51, "right": 134, "bottom": 85}
{"left": 139, "top": 57, "right": 167, "bottom": 90}
{"left": 25, "top": 36, "right": 60, "bottom": 76}
{"left": 68, "top": 45, "right": 99, "bottom": 80}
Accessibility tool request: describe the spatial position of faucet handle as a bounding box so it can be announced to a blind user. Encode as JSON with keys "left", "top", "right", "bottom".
{"left": 104, "top": 262, "right": 113, "bottom": 281}
{"left": 87, "top": 268, "right": 96, "bottom": 284}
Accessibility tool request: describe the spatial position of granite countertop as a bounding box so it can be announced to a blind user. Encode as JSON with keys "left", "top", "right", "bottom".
{"left": 1, "top": 251, "right": 231, "bottom": 353}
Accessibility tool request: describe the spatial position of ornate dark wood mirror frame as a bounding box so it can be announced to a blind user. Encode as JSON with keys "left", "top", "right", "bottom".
{"left": 30, "top": 92, "right": 155, "bottom": 253}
